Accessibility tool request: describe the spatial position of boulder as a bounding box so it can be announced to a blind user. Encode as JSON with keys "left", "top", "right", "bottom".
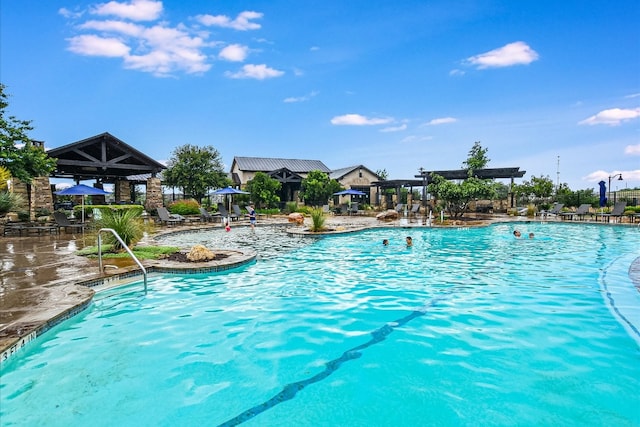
{"left": 187, "top": 244, "right": 217, "bottom": 262}
{"left": 376, "top": 210, "right": 399, "bottom": 221}
{"left": 288, "top": 212, "right": 305, "bottom": 225}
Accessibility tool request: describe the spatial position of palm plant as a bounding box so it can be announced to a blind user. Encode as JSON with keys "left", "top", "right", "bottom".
{"left": 98, "top": 208, "right": 144, "bottom": 250}
{"left": 0, "top": 191, "right": 24, "bottom": 216}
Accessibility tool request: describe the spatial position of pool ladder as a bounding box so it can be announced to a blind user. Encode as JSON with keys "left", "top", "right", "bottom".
{"left": 97, "top": 228, "right": 147, "bottom": 292}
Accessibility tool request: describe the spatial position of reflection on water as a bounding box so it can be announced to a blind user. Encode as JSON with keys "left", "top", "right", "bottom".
{"left": 154, "top": 225, "right": 315, "bottom": 260}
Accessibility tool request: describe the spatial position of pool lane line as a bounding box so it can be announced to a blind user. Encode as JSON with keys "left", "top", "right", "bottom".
{"left": 217, "top": 294, "right": 449, "bottom": 427}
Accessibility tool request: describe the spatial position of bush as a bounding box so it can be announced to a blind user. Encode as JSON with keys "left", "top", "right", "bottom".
{"left": 169, "top": 199, "right": 200, "bottom": 215}
{"left": 284, "top": 202, "right": 298, "bottom": 214}
{"left": 98, "top": 209, "right": 144, "bottom": 250}
{"left": 309, "top": 207, "right": 326, "bottom": 232}
{"left": 0, "top": 191, "right": 25, "bottom": 216}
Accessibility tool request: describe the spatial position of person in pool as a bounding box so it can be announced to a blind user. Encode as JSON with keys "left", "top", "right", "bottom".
{"left": 513, "top": 230, "right": 521, "bottom": 238}
{"left": 383, "top": 239, "right": 389, "bottom": 246}
{"left": 406, "top": 236, "right": 413, "bottom": 247}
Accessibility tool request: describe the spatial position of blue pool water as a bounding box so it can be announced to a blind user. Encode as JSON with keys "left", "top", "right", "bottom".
{"left": 2, "top": 222, "right": 639, "bottom": 426}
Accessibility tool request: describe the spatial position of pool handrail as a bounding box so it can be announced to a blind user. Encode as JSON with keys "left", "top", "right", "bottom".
{"left": 98, "top": 228, "right": 147, "bottom": 293}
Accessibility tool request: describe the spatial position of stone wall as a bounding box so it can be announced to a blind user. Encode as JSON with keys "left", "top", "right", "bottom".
{"left": 145, "top": 177, "right": 162, "bottom": 211}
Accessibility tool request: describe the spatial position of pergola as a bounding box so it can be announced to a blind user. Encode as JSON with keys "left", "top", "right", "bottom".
{"left": 371, "top": 167, "right": 526, "bottom": 208}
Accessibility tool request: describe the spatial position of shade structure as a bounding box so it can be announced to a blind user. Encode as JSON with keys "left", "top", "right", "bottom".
{"left": 598, "top": 181, "right": 607, "bottom": 208}
{"left": 55, "top": 184, "right": 112, "bottom": 223}
{"left": 333, "top": 189, "right": 367, "bottom": 196}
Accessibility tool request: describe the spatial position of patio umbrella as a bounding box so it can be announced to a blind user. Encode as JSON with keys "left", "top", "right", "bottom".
{"left": 210, "top": 187, "right": 249, "bottom": 220}
{"left": 333, "top": 189, "right": 367, "bottom": 196}
{"left": 55, "top": 184, "right": 112, "bottom": 223}
{"left": 598, "top": 181, "right": 607, "bottom": 208}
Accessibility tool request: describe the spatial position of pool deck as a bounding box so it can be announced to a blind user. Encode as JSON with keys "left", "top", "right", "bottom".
{"left": 2, "top": 212, "right": 638, "bottom": 359}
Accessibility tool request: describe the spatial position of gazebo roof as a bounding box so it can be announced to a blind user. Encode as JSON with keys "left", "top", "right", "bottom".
{"left": 372, "top": 167, "right": 526, "bottom": 188}
{"left": 47, "top": 132, "right": 166, "bottom": 182}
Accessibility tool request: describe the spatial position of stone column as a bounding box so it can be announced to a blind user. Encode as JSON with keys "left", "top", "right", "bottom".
{"left": 145, "top": 177, "right": 162, "bottom": 211}
{"left": 115, "top": 179, "right": 131, "bottom": 204}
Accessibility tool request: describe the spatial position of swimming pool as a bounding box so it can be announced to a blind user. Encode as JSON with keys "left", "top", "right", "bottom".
{"left": 2, "top": 222, "right": 639, "bottom": 426}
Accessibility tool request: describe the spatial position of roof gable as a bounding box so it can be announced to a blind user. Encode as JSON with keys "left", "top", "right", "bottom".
{"left": 47, "top": 132, "right": 166, "bottom": 181}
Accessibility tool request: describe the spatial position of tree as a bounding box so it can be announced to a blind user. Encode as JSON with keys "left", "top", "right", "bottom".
{"left": 300, "top": 170, "right": 341, "bottom": 206}
{"left": 162, "top": 144, "right": 228, "bottom": 202}
{"left": 376, "top": 169, "right": 389, "bottom": 180}
{"left": 245, "top": 171, "right": 281, "bottom": 209}
{"left": 513, "top": 175, "right": 554, "bottom": 206}
{"left": 428, "top": 141, "right": 496, "bottom": 218}
{"left": 0, "top": 84, "right": 57, "bottom": 183}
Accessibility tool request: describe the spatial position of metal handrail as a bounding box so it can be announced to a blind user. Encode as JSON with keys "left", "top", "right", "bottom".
{"left": 98, "top": 228, "right": 147, "bottom": 293}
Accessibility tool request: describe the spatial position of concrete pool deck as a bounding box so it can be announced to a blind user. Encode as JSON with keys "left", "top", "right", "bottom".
{"left": 2, "top": 212, "right": 638, "bottom": 359}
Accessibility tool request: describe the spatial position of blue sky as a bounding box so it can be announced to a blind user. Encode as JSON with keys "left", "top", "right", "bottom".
{"left": 2, "top": 0, "right": 639, "bottom": 192}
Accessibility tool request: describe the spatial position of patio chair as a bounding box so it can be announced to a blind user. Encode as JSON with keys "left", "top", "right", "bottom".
{"left": 395, "top": 203, "right": 404, "bottom": 213}
{"left": 540, "top": 203, "right": 564, "bottom": 220}
{"left": 596, "top": 201, "right": 627, "bottom": 223}
{"left": 232, "top": 205, "right": 247, "bottom": 221}
{"left": 559, "top": 204, "right": 591, "bottom": 221}
{"left": 409, "top": 203, "right": 421, "bottom": 217}
{"left": 53, "top": 211, "right": 86, "bottom": 233}
{"left": 349, "top": 202, "right": 360, "bottom": 215}
{"left": 157, "top": 207, "right": 184, "bottom": 226}
{"left": 217, "top": 203, "right": 239, "bottom": 221}
{"left": 199, "top": 207, "right": 221, "bottom": 223}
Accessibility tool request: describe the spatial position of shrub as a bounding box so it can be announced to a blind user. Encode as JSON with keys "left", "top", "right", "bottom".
{"left": 0, "top": 191, "right": 24, "bottom": 216}
{"left": 169, "top": 199, "right": 200, "bottom": 215}
{"left": 98, "top": 208, "right": 144, "bottom": 250}
{"left": 309, "top": 207, "right": 326, "bottom": 232}
{"left": 284, "top": 202, "right": 298, "bottom": 214}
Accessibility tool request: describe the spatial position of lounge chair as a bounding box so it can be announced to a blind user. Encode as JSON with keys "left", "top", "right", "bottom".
{"left": 232, "top": 205, "right": 247, "bottom": 221}
{"left": 157, "top": 207, "right": 184, "bottom": 226}
{"left": 409, "top": 203, "right": 421, "bottom": 217}
{"left": 349, "top": 202, "right": 360, "bottom": 215}
{"left": 199, "top": 207, "right": 221, "bottom": 223}
{"left": 395, "top": 203, "right": 404, "bottom": 213}
{"left": 217, "top": 203, "right": 238, "bottom": 221}
{"left": 559, "top": 204, "right": 591, "bottom": 221}
{"left": 540, "top": 203, "right": 564, "bottom": 220}
{"left": 596, "top": 201, "right": 627, "bottom": 223}
{"left": 53, "top": 211, "right": 86, "bottom": 233}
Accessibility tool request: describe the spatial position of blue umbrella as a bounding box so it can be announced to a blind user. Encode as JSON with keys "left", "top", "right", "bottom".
{"left": 55, "top": 184, "right": 112, "bottom": 223}
{"left": 333, "top": 189, "right": 366, "bottom": 196}
{"left": 211, "top": 187, "right": 249, "bottom": 217}
{"left": 598, "top": 181, "right": 607, "bottom": 208}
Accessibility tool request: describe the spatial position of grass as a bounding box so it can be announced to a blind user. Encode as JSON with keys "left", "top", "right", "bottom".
{"left": 76, "top": 245, "right": 180, "bottom": 260}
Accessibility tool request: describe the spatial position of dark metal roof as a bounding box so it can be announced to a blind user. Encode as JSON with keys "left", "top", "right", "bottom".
{"left": 232, "top": 156, "right": 331, "bottom": 173}
{"left": 47, "top": 132, "right": 166, "bottom": 182}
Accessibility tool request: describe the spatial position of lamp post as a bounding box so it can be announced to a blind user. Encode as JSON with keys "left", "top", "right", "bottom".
{"left": 608, "top": 173, "right": 623, "bottom": 205}
{"left": 419, "top": 167, "right": 427, "bottom": 209}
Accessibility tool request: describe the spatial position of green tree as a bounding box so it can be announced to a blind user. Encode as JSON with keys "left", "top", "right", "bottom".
{"left": 428, "top": 141, "right": 496, "bottom": 218}
{"left": 376, "top": 169, "right": 389, "bottom": 180}
{"left": 162, "top": 144, "right": 228, "bottom": 202}
{"left": 300, "top": 170, "right": 341, "bottom": 206}
{"left": 245, "top": 171, "right": 281, "bottom": 209}
{"left": 0, "top": 84, "right": 57, "bottom": 183}
{"left": 513, "top": 175, "right": 554, "bottom": 206}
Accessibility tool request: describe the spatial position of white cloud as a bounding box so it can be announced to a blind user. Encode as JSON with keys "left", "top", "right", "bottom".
{"left": 625, "top": 144, "right": 640, "bottom": 155}
{"left": 67, "top": 34, "right": 130, "bottom": 57}
{"left": 625, "top": 93, "right": 640, "bottom": 99}
{"left": 283, "top": 91, "right": 318, "bottom": 103}
{"left": 380, "top": 124, "right": 407, "bottom": 132}
{"left": 400, "top": 135, "right": 433, "bottom": 143}
{"left": 219, "top": 44, "right": 249, "bottom": 62}
{"left": 196, "top": 11, "right": 262, "bottom": 31}
{"left": 466, "top": 41, "right": 539, "bottom": 69}
{"left": 58, "top": 7, "right": 83, "bottom": 19}
{"left": 425, "top": 117, "right": 457, "bottom": 126}
{"left": 225, "top": 64, "right": 284, "bottom": 79}
{"left": 449, "top": 69, "right": 464, "bottom": 76}
{"left": 80, "top": 19, "right": 143, "bottom": 36}
{"left": 91, "top": 0, "right": 162, "bottom": 21}
{"left": 330, "top": 114, "right": 393, "bottom": 126}
{"left": 579, "top": 107, "right": 640, "bottom": 126}
{"left": 583, "top": 169, "right": 640, "bottom": 183}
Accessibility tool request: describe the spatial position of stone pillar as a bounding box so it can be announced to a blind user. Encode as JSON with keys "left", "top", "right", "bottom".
{"left": 10, "top": 177, "right": 53, "bottom": 220}
{"left": 145, "top": 177, "right": 162, "bottom": 211}
{"left": 115, "top": 179, "right": 131, "bottom": 204}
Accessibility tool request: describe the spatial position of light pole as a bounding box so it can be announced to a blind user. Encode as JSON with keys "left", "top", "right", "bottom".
{"left": 419, "top": 167, "right": 426, "bottom": 209}
{"left": 608, "top": 173, "right": 623, "bottom": 205}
